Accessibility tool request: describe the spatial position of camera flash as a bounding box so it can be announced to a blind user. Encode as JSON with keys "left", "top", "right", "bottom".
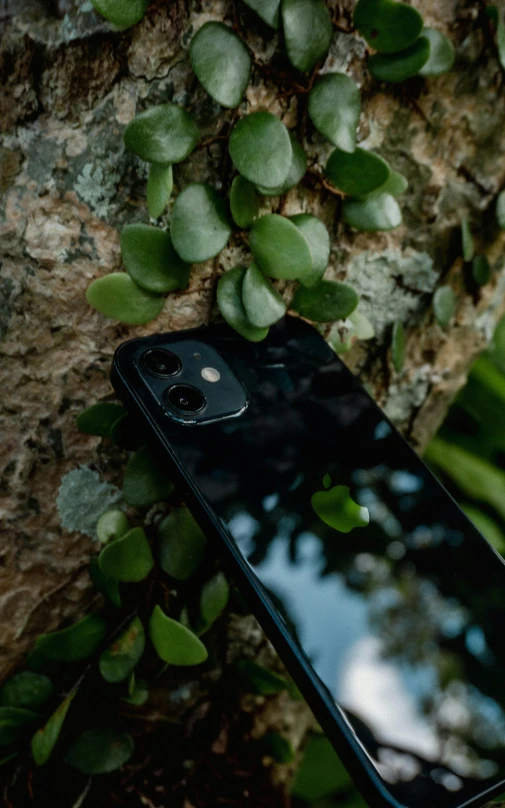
{"left": 201, "top": 367, "right": 221, "bottom": 383}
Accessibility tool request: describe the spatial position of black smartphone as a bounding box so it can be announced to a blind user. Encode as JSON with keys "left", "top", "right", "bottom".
{"left": 111, "top": 315, "right": 505, "bottom": 808}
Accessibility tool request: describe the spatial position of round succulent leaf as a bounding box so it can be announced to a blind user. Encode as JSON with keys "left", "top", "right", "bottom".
{"left": 122, "top": 679, "right": 149, "bottom": 706}
{"left": 90, "top": 0, "right": 147, "bottom": 29}
{"left": 36, "top": 614, "right": 107, "bottom": 663}
{"left": 242, "top": 0, "right": 281, "bottom": 28}
{"left": 149, "top": 605, "right": 208, "bottom": 665}
{"left": 96, "top": 510, "right": 130, "bottom": 544}
{"left": 261, "top": 731, "right": 295, "bottom": 763}
{"left": 217, "top": 267, "right": 269, "bottom": 342}
{"left": 433, "top": 285, "right": 455, "bottom": 328}
{"left": 171, "top": 183, "right": 231, "bottom": 263}
{"left": 365, "top": 170, "right": 408, "bottom": 199}
{"left": 98, "top": 527, "right": 154, "bottom": 583}
{"left": 472, "top": 254, "right": 492, "bottom": 287}
{"left": 235, "top": 660, "right": 288, "bottom": 695}
{"left": 369, "top": 36, "right": 430, "bottom": 82}
{"left": 242, "top": 263, "right": 287, "bottom": 328}
{"left": 200, "top": 572, "right": 230, "bottom": 629}
{"left": 230, "top": 176, "right": 260, "bottom": 229}
{"left": 147, "top": 163, "right": 173, "bottom": 220}
{"left": 282, "top": 0, "right": 333, "bottom": 72}
{"left": 123, "top": 445, "right": 174, "bottom": 507}
{"left": 0, "top": 673, "right": 54, "bottom": 711}
{"left": 353, "top": 0, "right": 423, "bottom": 53}
{"left": 292, "top": 280, "right": 359, "bottom": 323}
{"left": 419, "top": 28, "right": 455, "bottom": 76}
{"left": 290, "top": 214, "right": 330, "bottom": 288}
{"left": 229, "top": 112, "right": 292, "bottom": 189}
{"left": 326, "top": 148, "right": 390, "bottom": 196}
{"left": 249, "top": 214, "right": 313, "bottom": 280}
{"left": 77, "top": 403, "right": 126, "bottom": 438}
{"left": 255, "top": 137, "right": 306, "bottom": 195}
{"left": 497, "top": 191, "right": 505, "bottom": 229}
{"left": 308, "top": 73, "right": 361, "bottom": 152}
{"left": 65, "top": 729, "right": 134, "bottom": 774}
{"left": 158, "top": 507, "right": 207, "bottom": 581}
{"left": 89, "top": 557, "right": 121, "bottom": 609}
{"left": 31, "top": 693, "right": 75, "bottom": 766}
{"left": 0, "top": 706, "right": 40, "bottom": 746}
{"left": 99, "top": 617, "right": 145, "bottom": 683}
{"left": 121, "top": 224, "right": 190, "bottom": 294}
{"left": 124, "top": 104, "right": 199, "bottom": 165}
{"left": 348, "top": 310, "right": 375, "bottom": 340}
{"left": 190, "top": 22, "right": 251, "bottom": 108}
{"left": 87, "top": 274, "right": 164, "bottom": 325}
{"left": 391, "top": 321, "right": 405, "bottom": 373}
{"left": 461, "top": 218, "right": 474, "bottom": 262}
{"left": 342, "top": 193, "right": 402, "bottom": 231}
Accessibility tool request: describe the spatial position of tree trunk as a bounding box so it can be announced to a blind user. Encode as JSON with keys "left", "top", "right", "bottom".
{"left": 1, "top": 0, "right": 505, "bottom": 803}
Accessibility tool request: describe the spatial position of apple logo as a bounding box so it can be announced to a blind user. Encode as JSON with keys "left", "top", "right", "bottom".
{"left": 311, "top": 474, "right": 369, "bottom": 533}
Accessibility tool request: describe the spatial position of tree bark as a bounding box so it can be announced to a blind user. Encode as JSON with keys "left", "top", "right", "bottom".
{"left": 1, "top": 0, "right": 505, "bottom": 802}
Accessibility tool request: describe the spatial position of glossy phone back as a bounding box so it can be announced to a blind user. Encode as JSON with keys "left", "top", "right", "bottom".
{"left": 112, "top": 316, "right": 505, "bottom": 808}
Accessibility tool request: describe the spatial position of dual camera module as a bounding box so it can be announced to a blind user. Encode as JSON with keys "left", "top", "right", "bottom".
{"left": 141, "top": 349, "right": 206, "bottom": 414}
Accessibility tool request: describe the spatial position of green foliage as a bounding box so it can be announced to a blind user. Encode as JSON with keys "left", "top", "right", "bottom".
{"left": 158, "top": 507, "right": 207, "bottom": 580}
{"left": 200, "top": 572, "right": 230, "bottom": 630}
{"left": 353, "top": 0, "right": 423, "bottom": 53}
{"left": 370, "top": 170, "right": 408, "bottom": 198}
{"left": 36, "top": 615, "right": 107, "bottom": 663}
{"left": 98, "top": 527, "right": 154, "bottom": 583}
{"left": 217, "top": 267, "right": 269, "bottom": 342}
{"left": 497, "top": 190, "right": 505, "bottom": 229}
{"left": 0, "top": 706, "right": 40, "bottom": 746}
{"left": 290, "top": 214, "right": 330, "bottom": 288}
{"left": 0, "top": 673, "right": 54, "bottom": 711}
{"left": 291, "top": 734, "right": 352, "bottom": 801}
{"left": 461, "top": 218, "right": 474, "bottom": 261}
{"left": 433, "top": 284, "right": 455, "bottom": 327}
{"left": 419, "top": 28, "right": 455, "bottom": 76}
{"left": 171, "top": 183, "right": 231, "bottom": 263}
{"left": 292, "top": 280, "right": 359, "bottom": 322}
{"left": 123, "top": 445, "right": 174, "bottom": 507}
{"left": 89, "top": 557, "right": 122, "bottom": 608}
{"left": 342, "top": 193, "right": 402, "bottom": 231}
{"left": 391, "top": 320, "right": 405, "bottom": 373}
{"left": 65, "top": 728, "right": 134, "bottom": 774}
{"left": 149, "top": 605, "right": 208, "bottom": 665}
{"left": 147, "top": 163, "right": 173, "bottom": 219}
{"left": 90, "top": 0, "right": 147, "bottom": 29}
{"left": 369, "top": 37, "right": 430, "bottom": 82}
{"left": 87, "top": 274, "right": 164, "bottom": 325}
{"left": 124, "top": 104, "right": 199, "bottom": 165}
{"left": 122, "top": 678, "right": 149, "bottom": 706}
{"left": 77, "top": 403, "right": 126, "bottom": 438}
{"left": 31, "top": 693, "right": 75, "bottom": 766}
{"left": 326, "top": 148, "right": 390, "bottom": 196}
{"left": 308, "top": 73, "right": 361, "bottom": 153}
{"left": 229, "top": 112, "right": 292, "bottom": 189}
{"left": 255, "top": 137, "right": 307, "bottom": 196}
{"left": 190, "top": 22, "right": 251, "bottom": 109}
{"left": 242, "top": 0, "right": 281, "bottom": 28}
{"left": 487, "top": 5, "right": 505, "bottom": 71}
{"left": 99, "top": 617, "right": 145, "bottom": 683}
{"left": 281, "top": 0, "right": 333, "bottom": 72}
{"left": 230, "top": 176, "right": 260, "bottom": 229}
{"left": 261, "top": 731, "right": 295, "bottom": 763}
{"left": 249, "top": 214, "right": 312, "bottom": 280}
{"left": 462, "top": 505, "right": 505, "bottom": 555}
{"left": 235, "top": 660, "right": 288, "bottom": 695}
{"left": 121, "top": 224, "right": 190, "bottom": 294}
{"left": 472, "top": 254, "right": 491, "bottom": 287}
{"left": 242, "top": 263, "right": 287, "bottom": 327}
{"left": 96, "top": 509, "right": 130, "bottom": 545}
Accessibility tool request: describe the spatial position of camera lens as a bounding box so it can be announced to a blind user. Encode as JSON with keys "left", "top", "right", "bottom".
{"left": 165, "top": 384, "right": 206, "bottom": 414}
{"left": 141, "top": 349, "right": 181, "bottom": 378}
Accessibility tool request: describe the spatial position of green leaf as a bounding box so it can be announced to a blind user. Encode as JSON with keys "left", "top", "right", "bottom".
{"left": 255, "top": 137, "right": 307, "bottom": 195}
{"left": 433, "top": 285, "right": 455, "bottom": 328}
{"left": 235, "top": 660, "right": 288, "bottom": 695}
{"left": 292, "top": 280, "right": 359, "bottom": 322}
{"left": 31, "top": 693, "right": 75, "bottom": 766}
{"left": 217, "top": 267, "right": 269, "bottom": 342}
{"left": 87, "top": 274, "right": 164, "bottom": 325}
{"left": 200, "top": 572, "right": 230, "bottom": 628}
{"left": 0, "top": 673, "right": 54, "bottom": 711}
{"left": 96, "top": 510, "right": 130, "bottom": 545}
{"left": 462, "top": 505, "right": 505, "bottom": 555}
{"left": 487, "top": 5, "right": 505, "bottom": 71}
{"left": 158, "top": 506, "right": 207, "bottom": 580}
{"left": 190, "top": 22, "right": 251, "bottom": 108}
{"left": 369, "top": 36, "right": 430, "bottom": 82}
{"left": 90, "top": 0, "right": 147, "bottom": 29}
{"left": 123, "top": 445, "right": 174, "bottom": 507}
{"left": 147, "top": 164, "right": 173, "bottom": 220}
{"left": 282, "top": 0, "right": 333, "bottom": 72}
{"left": 497, "top": 190, "right": 505, "bottom": 229}
{"left": 229, "top": 112, "right": 292, "bottom": 189}
{"left": 89, "top": 557, "right": 121, "bottom": 608}
{"left": 121, "top": 224, "right": 190, "bottom": 295}
{"left": 0, "top": 752, "right": 18, "bottom": 767}
{"left": 290, "top": 214, "right": 330, "bottom": 288}
{"left": 0, "top": 706, "right": 40, "bottom": 746}
{"left": 149, "top": 605, "right": 208, "bottom": 665}
{"left": 472, "top": 254, "right": 491, "bottom": 287}
{"left": 353, "top": 0, "right": 423, "bottom": 53}
{"left": 348, "top": 310, "right": 375, "bottom": 340}
{"left": 99, "top": 527, "right": 154, "bottom": 583}
{"left": 261, "top": 731, "right": 295, "bottom": 763}
{"left": 99, "top": 617, "right": 145, "bottom": 683}
{"left": 249, "top": 214, "right": 313, "bottom": 279}
{"left": 242, "top": 0, "right": 281, "bottom": 28}
{"left": 242, "top": 263, "right": 287, "bottom": 327}
{"left": 391, "top": 320, "right": 405, "bottom": 373}
{"left": 291, "top": 734, "right": 351, "bottom": 800}
{"left": 230, "top": 176, "right": 260, "bottom": 229}
{"left": 419, "top": 28, "right": 455, "bottom": 76}
{"left": 308, "top": 73, "right": 361, "bottom": 152}
{"left": 171, "top": 183, "right": 231, "bottom": 263}
{"left": 36, "top": 614, "right": 107, "bottom": 663}
{"left": 326, "top": 148, "right": 390, "bottom": 196}
{"left": 342, "top": 193, "right": 402, "bottom": 231}
{"left": 124, "top": 104, "right": 199, "bottom": 165}
{"left": 461, "top": 218, "right": 474, "bottom": 262}
{"left": 122, "top": 678, "right": 149, "bottom": 706}
{"left": 77, "top": 403, "right": 126, "bottom": 438}
{"left": 65, "top": 729, "right": 134, "bottom": 774}
{"left": 367, "top": 169, "right": 408, "bottom": 198}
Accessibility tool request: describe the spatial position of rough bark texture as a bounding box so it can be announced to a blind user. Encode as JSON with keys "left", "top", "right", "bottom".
{"left": 1, "top": 0, "right": 505, "bottom": 802}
